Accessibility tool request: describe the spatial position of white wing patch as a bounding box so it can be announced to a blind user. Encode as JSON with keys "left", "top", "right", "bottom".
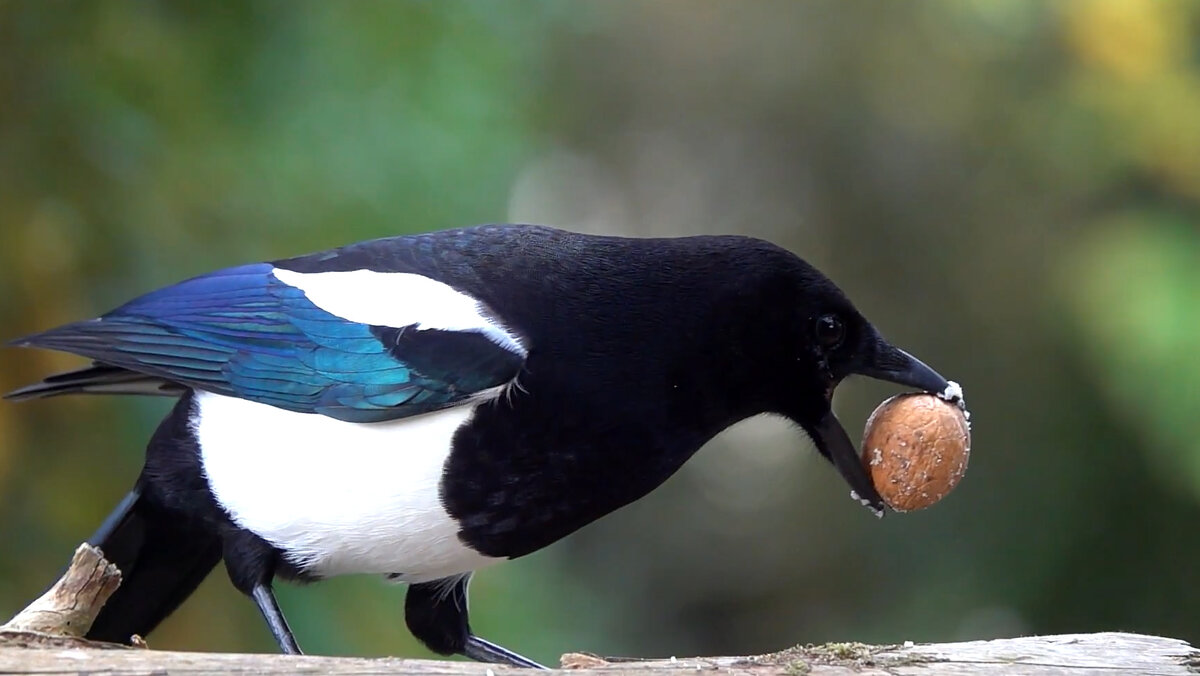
{"left": 271, "top": 267, "right": 525, "bottom": 354}
{"left": 194, "top": 391, "right": 500, "bottom": 582}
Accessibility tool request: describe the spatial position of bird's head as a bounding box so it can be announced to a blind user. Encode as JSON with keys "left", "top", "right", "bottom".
{"left": 797, "top": 313, "right": 950, "bottom": 516}
{"left": 740, "top": 254, "right": 953, "bottom": 516}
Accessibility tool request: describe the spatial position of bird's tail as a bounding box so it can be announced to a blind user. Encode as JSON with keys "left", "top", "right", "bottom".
{"left": 85, "top": 481, "right": 223, "bottom": 645}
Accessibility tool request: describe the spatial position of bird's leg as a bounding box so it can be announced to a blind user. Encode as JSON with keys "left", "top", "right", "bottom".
{"left": 405, "top": 574, "right": 547, "bottom": 669}
{"left": 251, "top": 584, "right": 301, "bottom": 654}
{"left": 223, "top": 528, "right": 302, "bottom": 655}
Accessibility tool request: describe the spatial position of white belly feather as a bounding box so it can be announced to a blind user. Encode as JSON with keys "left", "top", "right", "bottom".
{"left": 192, "top": 391, "right": 499, "bottom": 582}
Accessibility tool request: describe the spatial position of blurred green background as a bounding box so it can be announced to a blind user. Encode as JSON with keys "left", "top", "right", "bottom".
{"left": 1, "top": 0, "right": 1198, "bottom": 664}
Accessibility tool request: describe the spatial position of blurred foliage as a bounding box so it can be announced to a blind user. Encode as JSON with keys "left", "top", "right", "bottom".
{"left": 1, "top": 0, "right": 1199, "bottom": 665}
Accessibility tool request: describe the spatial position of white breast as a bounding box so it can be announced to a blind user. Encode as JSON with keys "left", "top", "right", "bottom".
{"left": 192, "top": 391, "right": 499, "bottom": 582}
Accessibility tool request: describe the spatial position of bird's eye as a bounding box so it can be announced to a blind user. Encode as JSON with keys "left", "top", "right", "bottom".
{"left": 814, "top": 314, "right": 845, "bottom": 349}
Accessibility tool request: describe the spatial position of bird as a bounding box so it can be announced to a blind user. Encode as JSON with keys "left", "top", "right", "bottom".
{"left": 5, "top": 223, "right": 952, "bottom": 668}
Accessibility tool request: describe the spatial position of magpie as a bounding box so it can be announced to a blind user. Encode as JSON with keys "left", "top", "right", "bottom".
{"left": 5, "top": 224, "right": 951, "bottom": 668}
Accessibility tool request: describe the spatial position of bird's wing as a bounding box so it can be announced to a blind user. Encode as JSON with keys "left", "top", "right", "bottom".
{"left": 10, "top": 263, "right": 526, "bottom": 422}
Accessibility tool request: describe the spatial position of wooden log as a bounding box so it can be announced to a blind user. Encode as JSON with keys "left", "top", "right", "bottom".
{"left": 0, "top": 632, "right": 1192, "bottom": 675}
{"left": 0, "top": 544, "right": 1195, "bottom": 674}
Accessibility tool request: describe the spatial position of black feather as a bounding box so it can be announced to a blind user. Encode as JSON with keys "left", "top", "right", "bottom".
{"left": 3, "top": 362, "right": 181, "bottom": 401}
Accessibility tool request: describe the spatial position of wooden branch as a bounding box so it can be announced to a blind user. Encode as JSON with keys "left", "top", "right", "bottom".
{"left": 1, "top": 544, "right": 121, "bottom": 639}
{"left": 1, "top": 544, "right": 1196, "bottom": 674}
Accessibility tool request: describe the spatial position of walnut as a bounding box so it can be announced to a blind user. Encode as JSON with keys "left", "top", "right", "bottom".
{"left": 861, "top": 393, "right": 970, "bottom": 512}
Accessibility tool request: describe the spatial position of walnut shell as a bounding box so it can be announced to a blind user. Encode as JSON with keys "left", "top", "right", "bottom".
{"left": 861, "top": 393, "right": 970, "bottom": 512}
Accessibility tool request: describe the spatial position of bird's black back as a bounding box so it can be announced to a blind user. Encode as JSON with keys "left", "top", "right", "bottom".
{"left": 275, "top": 225, "right": 853, "bottom": 558}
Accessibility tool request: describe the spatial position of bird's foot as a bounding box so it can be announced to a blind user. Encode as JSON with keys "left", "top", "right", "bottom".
{"left": 463, "top": 635, "right": 546, "bottom": 669}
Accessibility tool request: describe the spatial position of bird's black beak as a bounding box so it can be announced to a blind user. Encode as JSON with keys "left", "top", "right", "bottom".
{"left": 811, "top": 339, "right": 952, "bottom": 517}
{"left": 853, "top": 343, "right": 951, "bottom": 396}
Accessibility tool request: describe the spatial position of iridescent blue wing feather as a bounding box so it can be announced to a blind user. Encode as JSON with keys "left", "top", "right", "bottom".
{"left": 9, "top": 264, "right": 524, "bottom": 422}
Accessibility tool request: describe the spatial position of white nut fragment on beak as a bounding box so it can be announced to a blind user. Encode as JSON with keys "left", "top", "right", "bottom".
{"left": 938, "top": 380, "right": 970, "bottom": 423}
{"left": 938, "top": 380, "right": 965, "bottom": 405}
{"left": 849, "top": 490, "right": 885, "bottom": 518}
